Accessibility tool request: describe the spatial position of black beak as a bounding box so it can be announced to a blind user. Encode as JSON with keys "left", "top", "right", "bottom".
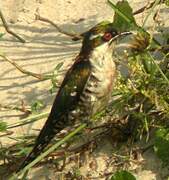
{"left": 109, "top": 31, "right": 132, "bottom": 45}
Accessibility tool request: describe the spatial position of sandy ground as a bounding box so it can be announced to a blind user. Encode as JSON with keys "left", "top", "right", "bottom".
{"left": 0, "top": 0, "right": 169, "bottom": 179}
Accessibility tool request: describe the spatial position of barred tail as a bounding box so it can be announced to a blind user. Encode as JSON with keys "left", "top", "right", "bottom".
{"left": 17, "top": 114, "right": 68, "bottom": 172}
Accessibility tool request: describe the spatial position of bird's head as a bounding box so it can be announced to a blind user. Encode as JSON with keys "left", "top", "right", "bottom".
{"left": 80, "top": 21, "right": 130, "bottom": 55}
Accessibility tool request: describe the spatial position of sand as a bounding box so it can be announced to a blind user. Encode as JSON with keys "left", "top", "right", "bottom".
{"left": 0, "top": 0, "right": 169, "bottom": 179}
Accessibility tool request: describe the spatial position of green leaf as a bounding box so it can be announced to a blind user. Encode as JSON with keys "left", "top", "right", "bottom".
{"left": 139, "top": 53, "right": 157, "bottom": 75}
{"left": 164, "top": 0, "right": 169, "bottom": 6}
{"left": 49, "top": 77, "right": 58, "bottom": 94}
{"left": 31, "top": 100, "right": 44, "bottom": 113}
{"left": 0, "top": 121, "right": 7, "bottom": 132}
{"left": 111, "top": 170, "right": 136, "bottom": 180}
{"left": 54, "top": 62, "right": 64, "bottom": 71}
{"left": 154, "top": 128, "right": 169, "bottom": 164}
{"left": 108, "top": 0, "right": 136, "bottom": 31}
{"left": 0, "top": 33, "right": 5, "bottom": 38}
{"left": 16, "top": 147, "right": 31, "bottom": 156}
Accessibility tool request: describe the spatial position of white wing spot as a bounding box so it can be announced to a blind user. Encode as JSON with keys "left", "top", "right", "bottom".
{"left": 71, "top": 92, "right": 77, "bottom": 96}
{"left": 89, "top": 33, "right": 104, "bottom": 40}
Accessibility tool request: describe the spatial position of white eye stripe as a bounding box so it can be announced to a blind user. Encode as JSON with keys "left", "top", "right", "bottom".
{"left": 89, "top": 33, "right": 104, "bottom": 40}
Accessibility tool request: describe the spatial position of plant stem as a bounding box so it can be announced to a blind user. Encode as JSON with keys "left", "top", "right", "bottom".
{"left": 7, "top": 112, "right": 49, "bottom": 129}
{"left": 147, "top": 52, "right": 169, "bottom": 85}
{"left": 142, "top": 0, "right": 161, "bottom": 27}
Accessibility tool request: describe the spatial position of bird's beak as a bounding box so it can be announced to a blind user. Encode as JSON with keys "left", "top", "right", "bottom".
{"left": 109, "top": 31, "right": 132, "bottom": 45}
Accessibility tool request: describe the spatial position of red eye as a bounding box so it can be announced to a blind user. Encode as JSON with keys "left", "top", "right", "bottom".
{"left": 103, "top": 32, "right": 112, "bottom": 41}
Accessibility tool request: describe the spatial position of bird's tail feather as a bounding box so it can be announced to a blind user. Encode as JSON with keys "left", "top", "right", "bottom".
{"left": 17, "top": 115, "right": 68, "bottom": 172}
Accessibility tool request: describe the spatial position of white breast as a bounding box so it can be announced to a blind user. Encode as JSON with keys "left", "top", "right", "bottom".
{"left": 86, "top": 43, "right": 116, "bottom": 115}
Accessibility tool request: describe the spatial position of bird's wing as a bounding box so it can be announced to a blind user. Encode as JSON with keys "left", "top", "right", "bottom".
{"left": 36, "top": 59, "right": 91, "bottom": 143}
{"left": 18, "top": 59, "right": 91, "bottom": 170}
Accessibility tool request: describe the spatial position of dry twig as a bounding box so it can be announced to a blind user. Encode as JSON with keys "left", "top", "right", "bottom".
{"left": 0, "top": 101, "right": 31, "bottom": 114}
{"left": 0, "top": 54, "right": 50, "bottom": 80}
{"left": 0, "top": 9, "right": 25, "bottom": 43}
{"left": 133, "top": 0, "right": 165, "bottom": 15}
{"left": 35, "top": 13, "right": 83, "bottom": 40}
{"left": 34, "top": 0, "right": 166, "bottom": 43}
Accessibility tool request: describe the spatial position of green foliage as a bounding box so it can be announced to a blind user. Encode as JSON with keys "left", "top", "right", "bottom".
{"left": 112, "top": 49, "right": 169, "bottom": 139}
{"left": 154, "top": 128, "right": 169, "bottom": 165}
{"left": 14, "top": 143, "right": 31, "bottom": 156}
{"left": 109, "top": 0, "right": 169, "bottom": 137}
{"left": 72, "top": 167, "right": 82, "bottom": 178}
{"left": 140, "top": 53, "right": 157, "bottom": 75}
{"left": 54, "top": 61, "right": 64, "bottom": 71}
{"left": 106, "top": 1, "right": 169, "bottom": 151}
{"left": 111, "top": 170, "right": 136, "bottom": 180}
{"left": 109, "top": 0, "right": 136, "bottom": 31}
{"left": 165, "top": 0, "right": 169, "bottom": 6}
{"left": 0, "top": 121, "right": 7, "bottom": 132}
{"left": 31, "top": 100, "right": 44, "bottom": 113}
{"left": 0, "top": 33, "right": 5, "bottom": 38}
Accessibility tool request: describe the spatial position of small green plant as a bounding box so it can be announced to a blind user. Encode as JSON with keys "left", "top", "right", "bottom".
{"left": 0, "top": 32, "right": 5, "bottom": 38}
{"left": 0, "top": 121, "right": 7, "bottom": 132}
{"left": 108, "top": 0, "right": 169, "bottom": 177}
{"left": 49, "top": 62, "right": 64, "bottom": 94}
{"left": 154, "top": 128, "right": 169, "bottom": 165}
{"left": 31, "top": 100, "right": 44, "bottom": 113}
{"left": 111, "top": 170, "right": 136, "bottom": 180}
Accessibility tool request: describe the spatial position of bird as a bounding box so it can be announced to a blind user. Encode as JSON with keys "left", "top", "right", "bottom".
{"left": 17, "top": 21, "right": 130, "bottom": 171}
